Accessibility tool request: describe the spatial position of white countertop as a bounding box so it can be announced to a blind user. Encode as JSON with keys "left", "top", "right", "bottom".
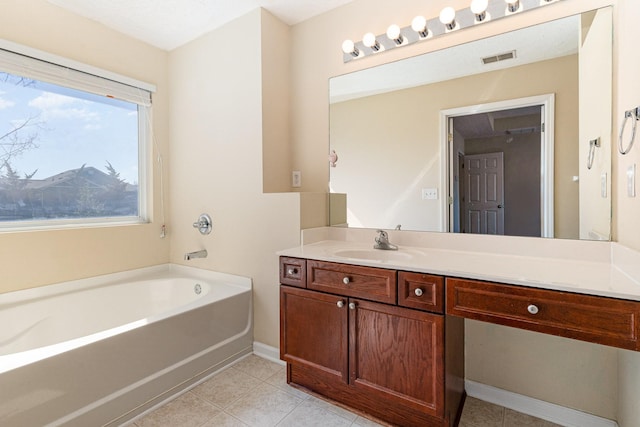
{"left": 278, "top": 228, "right": 640, "bottom": 302}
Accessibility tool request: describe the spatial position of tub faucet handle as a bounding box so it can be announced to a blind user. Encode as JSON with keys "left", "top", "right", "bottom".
{"left": 193, "top": 213, "right": 213, "bottom": 235}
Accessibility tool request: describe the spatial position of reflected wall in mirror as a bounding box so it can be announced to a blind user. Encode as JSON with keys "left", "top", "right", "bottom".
{"left": 329, "top": 7, "right": 612, "bottom": 241}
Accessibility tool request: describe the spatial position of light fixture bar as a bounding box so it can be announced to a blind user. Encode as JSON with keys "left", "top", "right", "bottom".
{"left": 342, "top": 0, "right": 563, "bottom": 63}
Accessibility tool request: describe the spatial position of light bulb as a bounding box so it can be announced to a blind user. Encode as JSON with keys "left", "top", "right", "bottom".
{"left": 411, "top": 16, "right": 428, "bottom": 38}
{"left": 363, "top": 32, "right": 381, "bottom": 51}
{"left": 470, "top": 0, "right": 489, "bottom": 21}
{"left": 439, "top": 7, "right": 457, "bottom": 30}
{"left": 341, "top": 39, "right": 359, "bottom": 57}
{"left": 386, "top": 24, "right": 404, "bottom": 45}
{"left": 470, "top": 0, "right": 488, "bottom": 13}
{"left": 506, "top": 0, "right": 520, "bottom": 13}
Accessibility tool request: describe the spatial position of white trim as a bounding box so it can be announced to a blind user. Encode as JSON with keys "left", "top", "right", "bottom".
{"left": 253, "top": 342, "right": 285, "bottom": 365}
{"left": 440, "top": 94, "right": 555, "bottom": 237}
{"left": 0, "top": 38, "right": 156, "bottom": 93}
{"left": 465, "top": 380, "right": 618, "bottom": 427}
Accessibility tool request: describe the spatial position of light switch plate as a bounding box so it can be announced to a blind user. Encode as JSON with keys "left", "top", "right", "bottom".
{"left": 628, "top": 164, "right": 636, "bottom": 197}
{"left": 292, "top": 170, "right": 301, "bottom": 188}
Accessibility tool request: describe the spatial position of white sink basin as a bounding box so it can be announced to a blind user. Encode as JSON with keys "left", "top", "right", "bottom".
{"left": 333, "top": 249, "right": 415, "bottom": 262}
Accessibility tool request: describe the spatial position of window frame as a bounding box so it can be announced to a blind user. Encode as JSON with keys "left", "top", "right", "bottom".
{"left": 0, "top": 39, "right": 156, "bottom": 231}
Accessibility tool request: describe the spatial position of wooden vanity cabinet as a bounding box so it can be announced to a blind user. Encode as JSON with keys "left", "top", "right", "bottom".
{"left": 280, "top": 258, "right": 464, "bottom": 427}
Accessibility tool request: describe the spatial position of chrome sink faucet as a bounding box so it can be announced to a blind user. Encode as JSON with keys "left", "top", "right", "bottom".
{"left": 374, "top": 230, "right": 398, "bottom": 251}
{"left": 184, "top": 249, "right": 207, "bottom": 261}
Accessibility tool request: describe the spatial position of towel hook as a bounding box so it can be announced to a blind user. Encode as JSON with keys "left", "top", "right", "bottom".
{"left": 619, "top": 107, "right": 639, "bottom": 155}
{"left": 587, "top": 138, "right": 600, "bottom": 170}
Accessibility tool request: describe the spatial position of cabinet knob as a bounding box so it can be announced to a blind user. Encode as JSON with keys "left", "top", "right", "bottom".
{"left": 527, "top": 304, "right": 539, "bottom": 315}
{"left": 343, "top": 277, "right": 350, "bottom": 285}
{"left": 414, "top": 288, "right": 424, "bottom": 297}
{"left": 337, "top": 300, "right": 344, "bottom": 308}
{"left": 287, "top": 268, "right": 297, "bottom": 275}
{"left": 348, "top": 302, "right": 356, "bottom": 310}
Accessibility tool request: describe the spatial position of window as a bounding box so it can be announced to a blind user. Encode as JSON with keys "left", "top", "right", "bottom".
{"left": 0, "top": 44, "right": 154, "bottom": 229}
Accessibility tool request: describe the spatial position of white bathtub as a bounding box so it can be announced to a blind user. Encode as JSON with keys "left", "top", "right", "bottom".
{"left": 0, "top": 264, "right": 253, "bottom": 427}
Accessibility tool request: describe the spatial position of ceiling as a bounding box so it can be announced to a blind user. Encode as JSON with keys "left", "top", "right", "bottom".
{"left": 454, "top": 107, "right": 542, "bottom": 140}
{"left": 47, "top": 0, "right": 355, "bottom": 51}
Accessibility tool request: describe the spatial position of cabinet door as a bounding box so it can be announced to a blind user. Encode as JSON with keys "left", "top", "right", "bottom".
{"left": 349, "top": 299, "right": 445, "bottom": 417}
{"left": 280, "top": 286, "right": 348, "bottom": 382}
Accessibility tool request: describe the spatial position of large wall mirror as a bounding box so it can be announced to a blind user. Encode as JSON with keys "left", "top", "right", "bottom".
{"left": 329, "top": 7, "right": 612, "bottom": 241}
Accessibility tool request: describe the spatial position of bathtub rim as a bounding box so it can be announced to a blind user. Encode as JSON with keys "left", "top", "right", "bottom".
{"left": 0, "top": 263, "right": 252, "bottom": 304}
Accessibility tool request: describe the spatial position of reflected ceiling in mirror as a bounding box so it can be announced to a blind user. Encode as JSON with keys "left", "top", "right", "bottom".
{"left": 329, "top": 8, "right": 612, "bottom": 241}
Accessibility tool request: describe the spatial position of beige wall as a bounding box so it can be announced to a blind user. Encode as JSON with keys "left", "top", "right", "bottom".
{"left": 579, "top": 8, "right": 613, "bottom": 239}
{"left": 262, "top": 10, "right": 292, "bottom": 193}
{"left": 330, "top": 56, "right": 578, "bottom": 237}
{"left": 290, "top": 0, "right": 622, "bottom": 420}
{"left": 614, "top": 0, "right": 640, "bottom": 424}
{"left": 614, "top": 0, "right": 640, "bottom": 252}
{"left": 466, "top": 321, "right": 618, "bottom": 419}
{"left": 167, "top": 9, "right": 301, "bottom": 349}
{"left": 0, "top": 0, "right": 170, "bottom": 293}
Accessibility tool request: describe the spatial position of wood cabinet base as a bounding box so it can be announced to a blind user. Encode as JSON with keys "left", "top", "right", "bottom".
{"left": 280, "top": 258, "right": 465, "bottom": 427}
{"left": 288, "top": 362, "right": 465, "bottom": 427}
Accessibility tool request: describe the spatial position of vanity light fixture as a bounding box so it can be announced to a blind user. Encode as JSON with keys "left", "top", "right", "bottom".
{"left": 471, "top": 0, "right": 490, "bottom": 22}
{"left": 439, "top": 7, "right": 458, "bottom": 31}
{"left": 363, "top": 32, "right": 382, "bottom": 51}
{"left": 341, "top": 0, "right": 564, "bottom": 63}
{"left": 411, "top": 16, "right": 429, "bottom": 38}
{"left": 386, "top": 24, "right": 405, "bottom": 45}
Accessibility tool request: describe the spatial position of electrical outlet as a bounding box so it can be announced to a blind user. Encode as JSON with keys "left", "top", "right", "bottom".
{"left": 292, "top": 170, "right": 301, "bottom": 188}
{"left": 422, "top": 188, "right": 438, "bottom": 200}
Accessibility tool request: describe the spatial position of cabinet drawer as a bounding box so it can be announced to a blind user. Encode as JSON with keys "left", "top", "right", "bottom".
{"left": 307, "top": 260, "right": 397, "bottom": 304}
{"left": 280, "top": 257, "right": 306, "bottom": 288}
{"left": 446, "top": 278, "right": 640, "bottom": 350}
{"left": 398, "top": 272, "right": 444, "bottom": 314}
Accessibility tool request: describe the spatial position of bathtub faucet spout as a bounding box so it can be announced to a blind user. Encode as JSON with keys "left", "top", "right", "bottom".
{"left": 184, "top": 249, "right": 207, "bottom": 261}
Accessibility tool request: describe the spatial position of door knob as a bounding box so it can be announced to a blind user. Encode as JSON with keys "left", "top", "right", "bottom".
{"left": 337, "top": 300, "right": 344, "bottom": 308}
{"left": 343, "top": 277, "right": 350, "bottom": 285}
{"left": 498, "top": 205, "right": 504, "bottom": 208}
{"left": 414, "top": 288, "right": 424, "bottom": 297}
{"left": 349, "top": 302, "right": 356, "bottom": 310}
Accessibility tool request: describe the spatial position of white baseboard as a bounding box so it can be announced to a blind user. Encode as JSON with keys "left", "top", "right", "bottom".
{"left": 253, "top": 341, "right": 285, "bottom": 365}
{"left": 465, "top": 380, "right": 618, "bottom": 427}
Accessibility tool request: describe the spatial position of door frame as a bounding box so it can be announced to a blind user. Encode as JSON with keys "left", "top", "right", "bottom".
{"left": 439, "top": 94, "right": 555, "bottom": 238}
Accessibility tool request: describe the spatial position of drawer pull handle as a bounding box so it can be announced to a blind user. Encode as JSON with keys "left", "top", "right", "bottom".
{"left": 343, "top": 277, "right": 350, "bottom": 285}
{"left": 349, "top": 302, "right": 356, "bottom": 310}
{"left": 287, "top": 268, "right": 297, "bottom": 275}
{"left": 337, "top": 300, "right": 344, "bottom": 308}
{"left": 527, "top": 304, "right": 539, "bottom": 315}
{"left": 414, "top": 288, "right": 424, "bottom": 297}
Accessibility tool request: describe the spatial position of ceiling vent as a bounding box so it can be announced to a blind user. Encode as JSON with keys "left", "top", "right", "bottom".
{"left": 506, "top": 126, "right": 540, "bottom": 135}
{"left": 482, "top": 50, "right": 516, "bottom": 65}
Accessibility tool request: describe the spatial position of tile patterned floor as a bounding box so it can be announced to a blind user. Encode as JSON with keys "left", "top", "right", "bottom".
{"left": 130, "top": 355, "right": 563, "bottom": 427}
